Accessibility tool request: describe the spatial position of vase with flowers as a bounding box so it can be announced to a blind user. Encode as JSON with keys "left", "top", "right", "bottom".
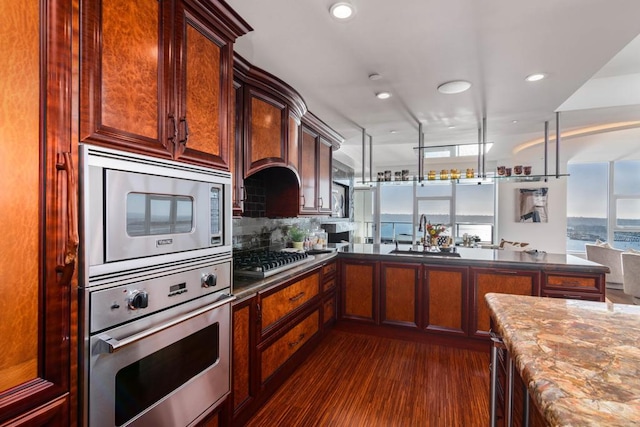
{"left": 426, "top": 222, "right": 446, "bottom": 246}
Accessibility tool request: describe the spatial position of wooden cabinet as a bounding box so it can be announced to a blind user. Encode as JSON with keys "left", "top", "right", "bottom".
{"left": 340, "top": 259, "right": 379, "bottom": 323}
{"left": 0, "top": 0, "right": 76, "bottom": 424}
{"left": 80, "top": 0, "right": 249, "bottom": 168}
{"left": 299, "top": 118, "right": 336, "bottom": 215}
{"left": 243, "top": 87, "right": 288, "bottom": 175}
{"left": 321, "top": 261, "right": 338, "bottom": 328}
{"left": 470, "top": 268, "right": 540, "bottom": 338}
{"left": 424, "top": 265, "right": 469, "bottom": 336}
{"left": 380, "top": 262, "right": 420, "bottom": 328}
{"left": 231, "top": 296, "right": 256, "bottom": 418}
{"left": 541, "top": 271, "right": 605, "bottom": 301}
{"left": 232, "top": 79, "right": 245, "bottom": 216}
{"left": 300, "top": 125, "right": 319, "bottom": 213}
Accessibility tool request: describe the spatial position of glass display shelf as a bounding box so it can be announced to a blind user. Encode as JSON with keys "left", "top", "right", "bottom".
{"left": 357, "top": 173, "right": 569, "bottom": 185}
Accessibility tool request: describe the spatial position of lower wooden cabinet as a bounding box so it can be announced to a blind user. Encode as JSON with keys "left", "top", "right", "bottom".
{"left": 231, "top": 265, "right": 328, "bottom": 425}
{"left": 424, "top": 265, "right": 469, "bottom": 336}
{"left": 380, "top": 262, "right": 420, "bottom": 328}
{"left": 470, "top": 268, "right": 540, "bottom": 338}
{"left": 232, "top": 296, "right": 256, "bottom": 418}
{"left": 340, "top": 259, "right": 379, "bottom": 323}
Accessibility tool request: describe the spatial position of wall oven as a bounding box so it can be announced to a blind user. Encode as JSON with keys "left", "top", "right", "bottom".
{"left": 79, "top": 145, "right": 234, "bottom": 426}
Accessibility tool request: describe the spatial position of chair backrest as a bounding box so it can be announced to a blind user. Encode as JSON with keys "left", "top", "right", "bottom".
{"left": 585, "top": 243, "right": 624, "bottom": 284}
{"left": 622, "top": 252, "right": 640, "bottom": 298}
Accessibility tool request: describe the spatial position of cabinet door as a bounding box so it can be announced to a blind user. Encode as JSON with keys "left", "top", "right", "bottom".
{"left": 318, "top": 137, "right": 333, "bottom": 214}
{"left": 244, "top": 88, "right": 287, "bottom": 176}
{"left": 174, "top": 0, "right": 233, "bottom": 169}
{"left": 288, "top": 113, "right": 300, "bottom": 173}
{"left": 424, "top": 266, "right": 469, "bottom": 336}
{"left": 470, "top": 268, "right": 540, "bottom": 338}
{"left": 80, "top": 0, "right": 171, "bottom": 158}
{"left": 1, "top": 1, "right": 74, "bottom": 423}
{"left": 299, "top": 125, "right": 319, "bottom": 213}
{"left": 232, "top": 297, "right": 256, "bottom": 417}
{"left": 380, "top": 263, "right": 420, "bottom": 328}
{"left": 341, "top": 260, "right": 378, "bottom": 323}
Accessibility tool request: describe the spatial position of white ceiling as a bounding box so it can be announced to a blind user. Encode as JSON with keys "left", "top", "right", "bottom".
{"left": 230, "top": 0, "right": 640, "bottom": 177}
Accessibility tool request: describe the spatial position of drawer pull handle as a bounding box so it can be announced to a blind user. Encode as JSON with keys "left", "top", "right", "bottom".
{"left": 288, "top": 333, "right": 306, "bottom": 348}
{"left": 289, "top": 292, "right": 306, "bottom": 302}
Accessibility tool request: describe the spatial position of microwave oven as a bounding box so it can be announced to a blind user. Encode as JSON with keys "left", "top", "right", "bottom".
{"left": 79, "top": 145, "right": 232, "bottom": 280}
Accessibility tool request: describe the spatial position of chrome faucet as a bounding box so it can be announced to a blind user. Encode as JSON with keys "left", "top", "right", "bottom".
{"left": 417, "top": 214, "right": 429, "bottom": 249}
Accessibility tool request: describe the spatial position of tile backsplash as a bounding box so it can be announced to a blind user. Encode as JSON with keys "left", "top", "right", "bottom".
{"left": 232, "top": 217, "right": 323, "bottom": 252}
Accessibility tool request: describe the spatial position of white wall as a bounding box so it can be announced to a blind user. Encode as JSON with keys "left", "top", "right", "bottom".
{"left": 496, "top": 178, "right": 567, "bottom": 254}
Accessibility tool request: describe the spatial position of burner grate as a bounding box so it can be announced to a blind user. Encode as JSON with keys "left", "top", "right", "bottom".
{"left": 233, "top": 250, "right": 314, "bottom": 278}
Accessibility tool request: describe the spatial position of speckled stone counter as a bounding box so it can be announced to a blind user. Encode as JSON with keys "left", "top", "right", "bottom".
{"left": 486, "top": 293, "right": 640, "bottom": 426}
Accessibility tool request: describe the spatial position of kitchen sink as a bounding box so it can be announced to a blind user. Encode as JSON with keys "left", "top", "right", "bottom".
{"left": 390, "top": 248, "right": 461, "bottom": 257}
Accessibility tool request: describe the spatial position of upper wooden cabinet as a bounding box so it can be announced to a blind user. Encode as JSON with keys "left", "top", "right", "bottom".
{"left": 244, "top": 87, "right": 288, "bottom": 175}
{"left": 80, "top": 0, "right": 250, "bottom": 169}
{"left": 299, "top": 113, "right": 340, "bottom": 215}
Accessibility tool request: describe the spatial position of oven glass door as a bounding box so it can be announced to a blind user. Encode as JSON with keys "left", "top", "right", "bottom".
{"left": 89, "top": 301, "right": 231, "bottom": 427}
{"left": 105, "top": 169, "right": 214, "bottom": 263}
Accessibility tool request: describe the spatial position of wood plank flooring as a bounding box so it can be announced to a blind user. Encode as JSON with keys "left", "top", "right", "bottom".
{"left": 246, "top": 329, "right": 490, "bottom": 426}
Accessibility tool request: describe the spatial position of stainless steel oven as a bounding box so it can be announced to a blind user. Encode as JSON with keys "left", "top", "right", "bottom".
{"left": 79, "top": 145, "right": 235, "bottom": 426}
{"left": 80, "top": 144, "right": 232, "bottom": 278}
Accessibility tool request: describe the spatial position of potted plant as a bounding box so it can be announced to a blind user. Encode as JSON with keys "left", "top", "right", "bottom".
{"left": 289, "top": 226, "right": 306, "bottom": 250}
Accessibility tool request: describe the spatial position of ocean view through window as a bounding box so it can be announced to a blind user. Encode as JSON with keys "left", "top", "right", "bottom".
{"left": 567, "top": 161, "right": 640, "bottom": 252}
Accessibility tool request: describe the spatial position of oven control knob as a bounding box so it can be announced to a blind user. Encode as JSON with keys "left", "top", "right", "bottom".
{"left": 128, "top": 290, "right": 149, "bottom": 310}
{"left": 201, "top": 273, "right": 217, "bottom": 288}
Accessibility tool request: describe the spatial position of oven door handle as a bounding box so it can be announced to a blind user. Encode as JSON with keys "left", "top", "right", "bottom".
{"left": 95, "top": 294, "right": 236, "bottom": 354}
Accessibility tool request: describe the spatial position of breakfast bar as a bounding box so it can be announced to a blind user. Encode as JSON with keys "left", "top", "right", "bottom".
{"left": 486, "top": 293, "right": 640, "bottom": 426}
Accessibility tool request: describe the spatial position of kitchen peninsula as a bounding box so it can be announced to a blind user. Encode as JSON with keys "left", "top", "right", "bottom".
{"left": 486, "top": 293, "right": 640, "bottom": 426}
{"left": 336, "top": 243, "right": 607, "bottom": 346}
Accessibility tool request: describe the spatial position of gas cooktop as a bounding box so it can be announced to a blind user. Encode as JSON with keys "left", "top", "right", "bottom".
{"left": 233, "top": 250, "right": 314, "bottom": 278}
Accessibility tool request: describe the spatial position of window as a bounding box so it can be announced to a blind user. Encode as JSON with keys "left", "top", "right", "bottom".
{"left": 455, "top": 183, "right": 495, "bottom": 242}
{"left": 567, "top": 161, "right": 640, "bottom": 252}
{"left": 380, "top": 184, "right": 413, "bottom": 243}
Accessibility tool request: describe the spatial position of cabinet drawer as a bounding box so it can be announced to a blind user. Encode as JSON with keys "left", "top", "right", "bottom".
{"left": 323, "top": 294, "right": 336, "bottom": 326}
{"left": 261, "top": 271, "right": 320, "bottom": 333}
{"left": 261, "top": 309, "right": 319, "bottom": 382}
{"left": 323, "top": 276, "right": 336, "bottom": 293}
{"left": 544, "top": 273, "right": 601, "bottom": 293}
{"left": 323, "top": 261, "right": 337, "bottom": 277}
{"left": 542, "top": 290, "right": 605, "bottom": 302}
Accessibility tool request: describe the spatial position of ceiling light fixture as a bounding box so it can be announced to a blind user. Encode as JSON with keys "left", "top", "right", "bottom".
{"left": 376, "top": 92, "right": 391, "bottom": 99}
{"left": 437, "top": 80, "right": 471, "bottom": 94}
{"left": 330, "top": 2, "right": 355, "bottom": 20}
{"left": 368, "top": 73, "right": 382, "bottom": 81}
{"left": 525, "top": 73, "right": 546, "bottom": 82}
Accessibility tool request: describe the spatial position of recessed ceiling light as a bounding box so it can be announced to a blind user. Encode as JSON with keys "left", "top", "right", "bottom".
{"left": 525, "top": 73, "right": 546, "bottom": 82}
{"left": 368, "top": 73, "right": 382, "bottom": 81}
{"left": 512, "top": 120, "right": 518, "bottom": 124}
{"left": 389, "top": 130, "right": 397, "bottom": 134}
{"left": 330, "top": 2, "right": 355, "bottom": 20}
{"left": 376, "top": 92, "right": 391, "bottom": 100}
{"left": 437, "top": 80, "right": 472, "bottom": 94}
{"left": 448, "top": 125, "right": 456, "bottom": 129}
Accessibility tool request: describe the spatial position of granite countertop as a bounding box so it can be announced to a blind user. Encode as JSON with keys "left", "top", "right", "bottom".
{"left": 337, "top": 243, "right": 609, "bottom": 274}
{"left": 232, "top": 251, "right": 338, "bottom": 300}
{"left": 485, "top": 293, "right": 640, "bottom": 426}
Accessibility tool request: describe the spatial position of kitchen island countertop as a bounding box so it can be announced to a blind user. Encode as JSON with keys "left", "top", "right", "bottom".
{"left": 486, "top": 293, "right": 640, "bottom": 426}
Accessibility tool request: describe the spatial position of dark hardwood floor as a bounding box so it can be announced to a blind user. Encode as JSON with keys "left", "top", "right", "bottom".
{"left": 246, "top": 329, "right": 490, "bottom": 426}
